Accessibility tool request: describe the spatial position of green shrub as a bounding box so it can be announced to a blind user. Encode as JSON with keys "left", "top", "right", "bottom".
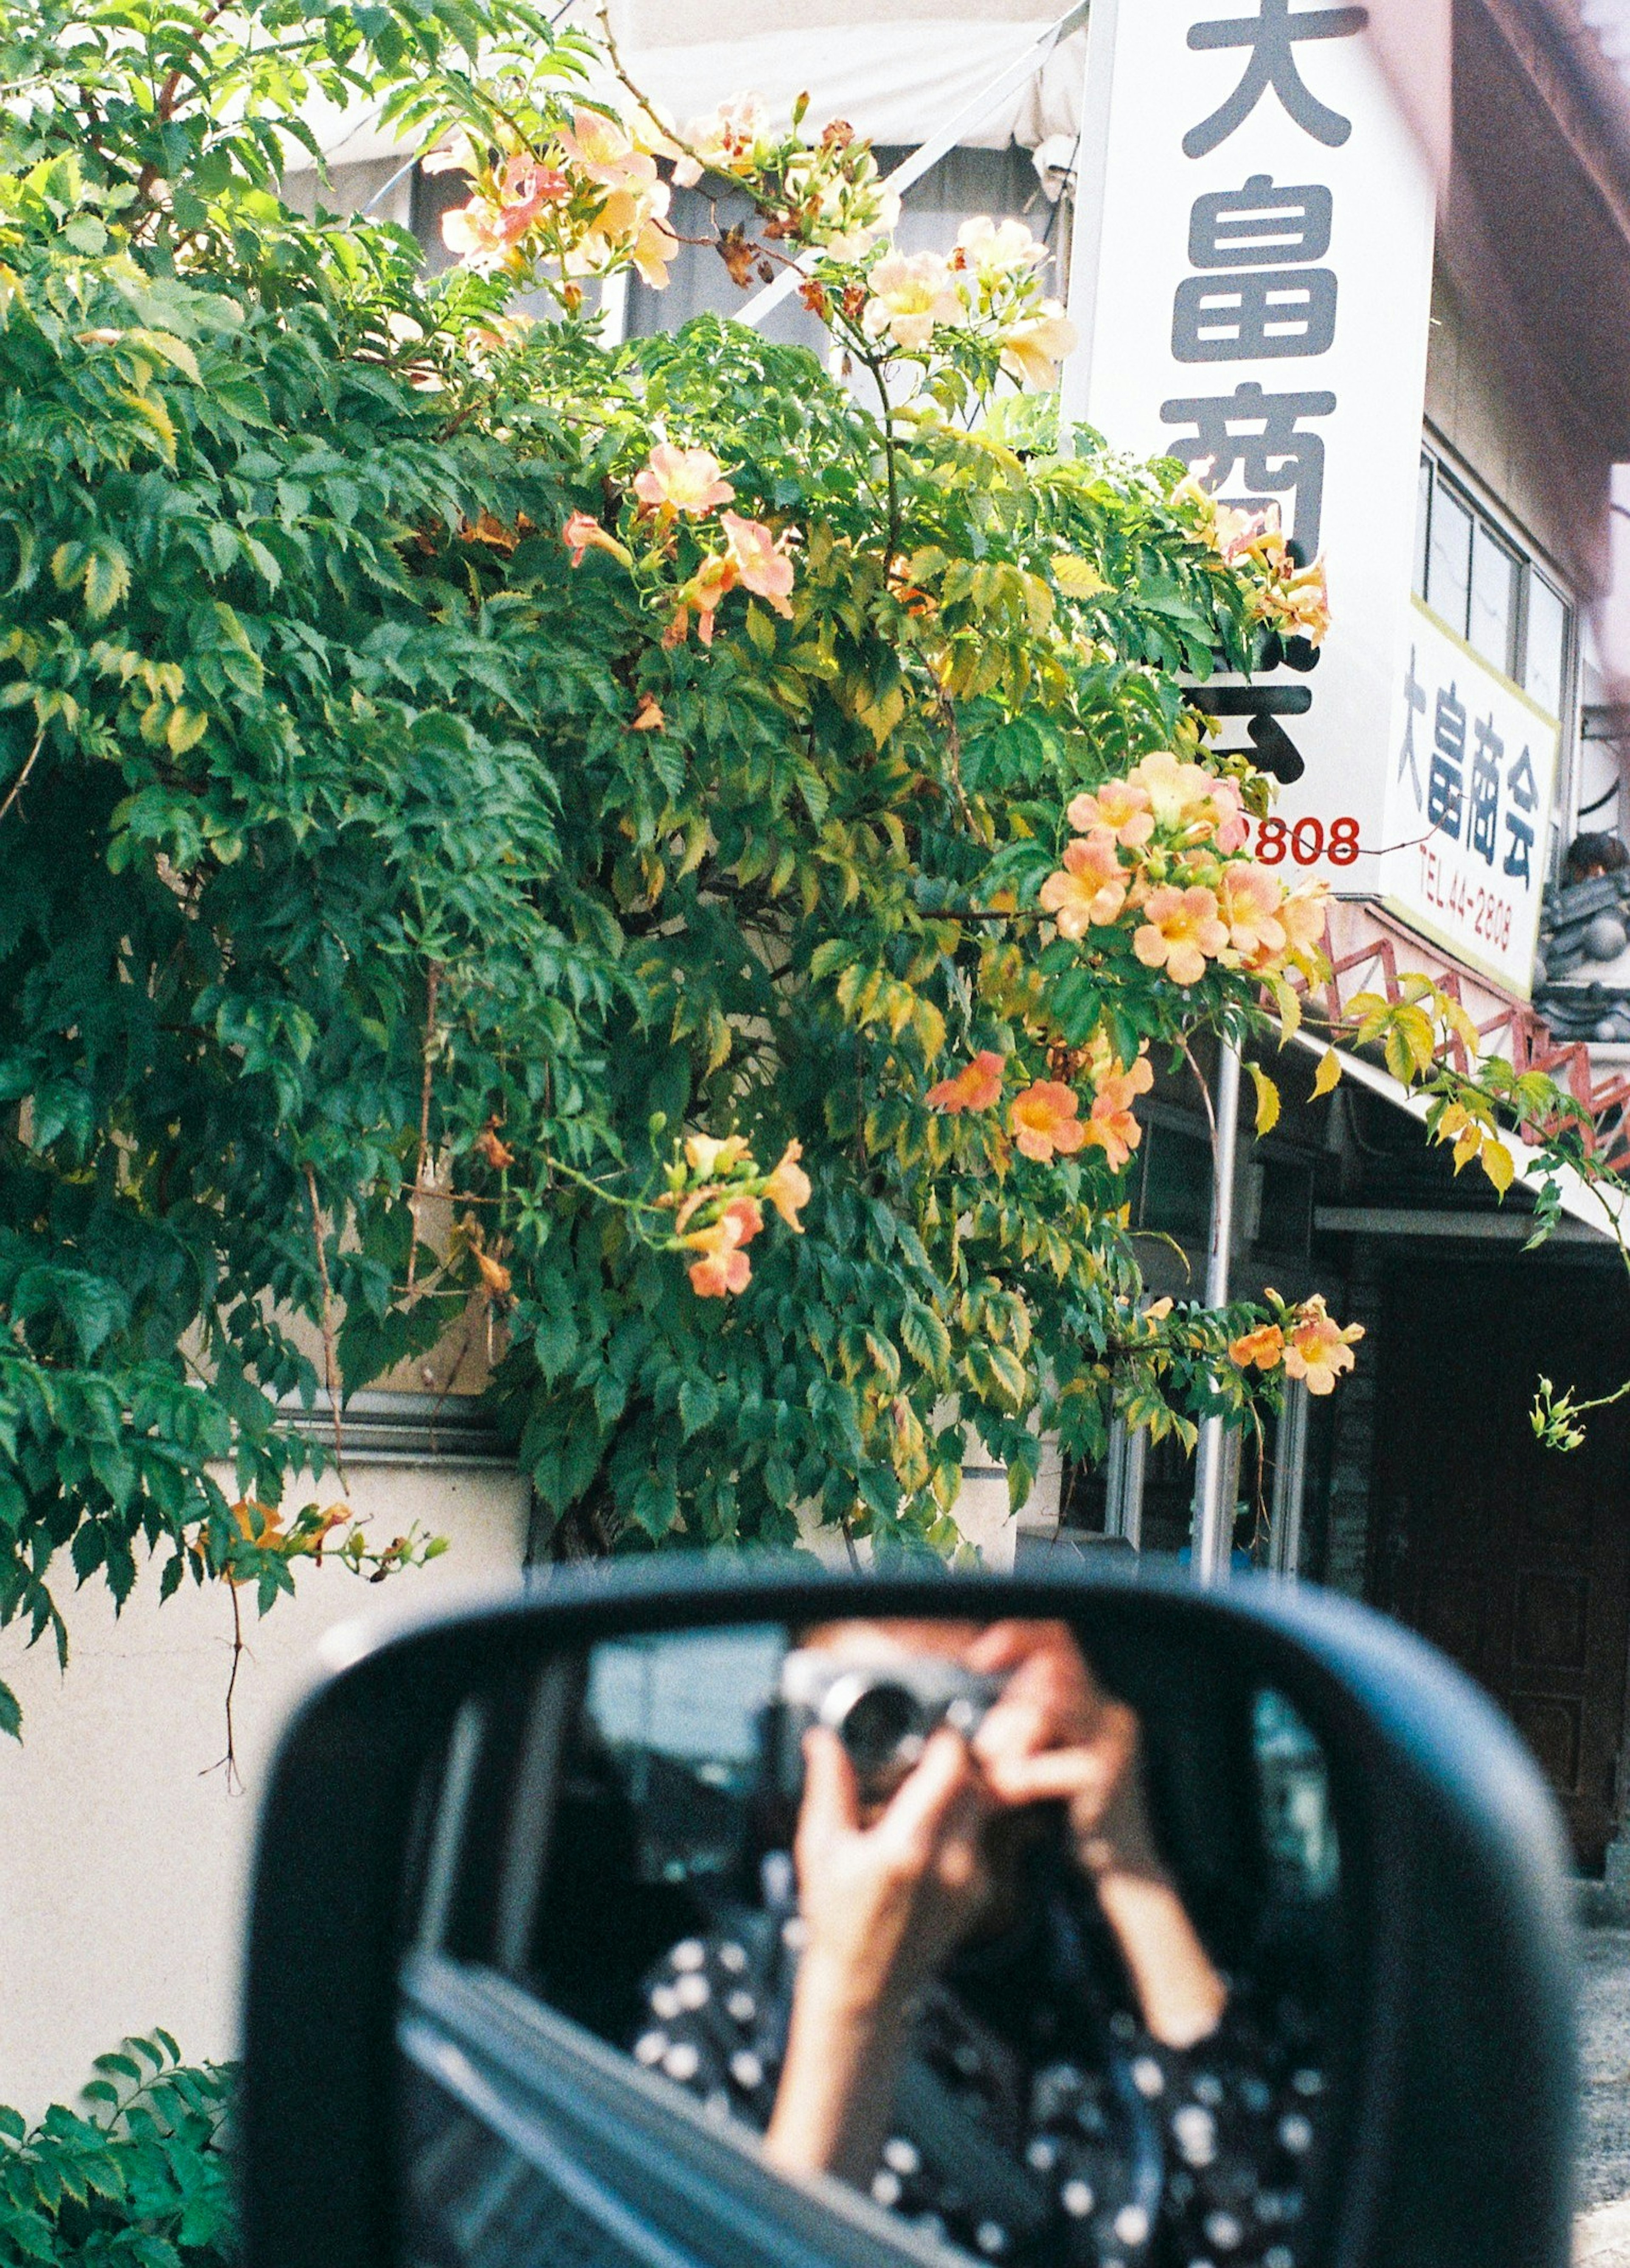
{"left": 0, "top": 2037, "right": 234, "bottom": 2268}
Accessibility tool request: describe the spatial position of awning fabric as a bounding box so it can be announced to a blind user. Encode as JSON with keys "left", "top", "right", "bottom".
{"left": 281, "top": 18, "right": 1085, "bottom": 174}
{"left": 608, "top": 22, "right": 1082, "bottom": 152}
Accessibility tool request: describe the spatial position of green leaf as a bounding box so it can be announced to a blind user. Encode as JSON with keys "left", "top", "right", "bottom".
{"left": 900, "top": 1301, "right": 951, "bottom": 1377}
{"left": 677, "top": 1375, "right": 718, "bottom": 1438}
{"left": 82, "top": 544, "right": 131, "bottom": 626}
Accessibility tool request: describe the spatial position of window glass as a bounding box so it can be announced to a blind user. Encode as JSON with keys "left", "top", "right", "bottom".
{"left": 1469, "top": 520, "right": 1518, "bottom": 676}
{"left": 1137, "top": 1121, "right": 1212, "bottom": 1240}
{"left": 1525, "top": 573, "right": 1568, "bottom": 718}
{"left": 1427, "top": 480, "right": 1473, "bottom": 635}
{"left": 1413, "top": 455, "right": 1431, "bottom": 598}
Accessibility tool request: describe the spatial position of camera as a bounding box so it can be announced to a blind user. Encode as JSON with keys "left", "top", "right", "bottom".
{"left": 777, "top": 1645, "right": 1007, "bottom": 1803}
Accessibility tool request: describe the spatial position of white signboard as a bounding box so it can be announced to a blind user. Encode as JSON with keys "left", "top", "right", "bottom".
{"left": 1379, "top": 598, "right": 1560, "bottom": 997}
{"left": 1061, "top": 0, "right": 1442, "bottom": 898}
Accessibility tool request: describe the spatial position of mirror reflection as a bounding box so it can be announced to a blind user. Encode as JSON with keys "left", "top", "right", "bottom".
{"left": 403, "top": 1616, "right": 1346, "bottom": 2268}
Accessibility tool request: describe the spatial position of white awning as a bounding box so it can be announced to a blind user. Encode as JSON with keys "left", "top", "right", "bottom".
{"left": 279, "top": 16, "right": 1084, "bottom": 173}
{"left": 1288, "top": 1028, "right": 1623, "bottom": 1242}
{"left": 617, "top": 20, "right": 1082, "bottom": 152}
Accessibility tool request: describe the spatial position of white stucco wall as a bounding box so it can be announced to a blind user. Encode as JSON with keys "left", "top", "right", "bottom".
{"left": 0, "top": 1463, "right": 528, "bottom": 2120}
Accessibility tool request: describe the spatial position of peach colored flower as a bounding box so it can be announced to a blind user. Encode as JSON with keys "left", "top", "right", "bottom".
{"left": 1066, "top": 780, "right": 1154, "bottom": 849}
{"left": 684, "top": 1218, "right": 753, "bottom": 1296}
{"left": 1213, "top": 501, "right": 1264, "bottom": 561}
{"left": 684, "top": 1133, "right": 752, "bottom": 1178}
{"left": 630, "top": 694, "right": 665, "bottom": 732}
{"left": 1081, "top": 1051, "right": 1154, "bottom": 1171}
{"left": 499, "top": 154, "right": 569, "bottom": 221}
{"left": 558, "top": 109, "right": 659, "bottom": 191}
{"left": 1009, "top": 1081, "right": 1087, "bottom": 1163}
{"left": 999, "top": 302, "right": 1077, "bottom": 388}
{"left": 1284, "top": 1297, "right": 1364, "bottom": 1394}
{"left": 1126, "top": 749, "right": 1218, "bottom": 832}
{"left": 721, "top": 511, "right": 795, "bottom": 617}
{"left": 677, "top": 551, "right": 741, "bottom": 645}
{"left": 1038, "top": 830, "right": 1128, "bottom": 939}
{"left": 422, "top": 133, "right": 479, "bottom": 180}
{"left": 1230, "top": 1323, "right": 1286, "bottom": 1371}
{"left": 562, "top": 511, "right": 630, "bottom": 568}
{"left": 1278, "top": 557, "right": 1331, "bottom": 646}
{"left": 926, "top": 1050, "right": 1005, "bottom": 1114}
{"left": 1133, "top": 884, "right": 1229, "bottom": 986}
{"left": 953, "top": 216, "right": 1048, "bottom": 280}
{"left": 1217, "top": 866, "right": 1287, "bottom": 964}
{"left": 441, "top": 198, "right": 512, "bottom": 267}
{"left": 762, "top": 1141, "right": 812, "bottom": 1230}
{"left": 1207, "top": 776, "right": 1251, "bottom": 853}
{"left": 627, "top": 214, "right": 680, "bottom": 288}
{"left": 633, "top": 443, "right": 735, "bottom": 516}
{"left": 721, "top": 1193, "right": 762, "bottom": 1244}
{"left": 1279, "top": 884, "right": 1330, "bottom": 956}
{"left": 674, "top": 92, "right": 770, "bottom": 186}
{"left": 861, "top": 250, "right": 963, "bottom": 351}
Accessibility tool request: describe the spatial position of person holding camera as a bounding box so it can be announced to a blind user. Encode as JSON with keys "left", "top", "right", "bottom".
{"left": 632, "top": 1619, "right": 1327, "bottom": 2268}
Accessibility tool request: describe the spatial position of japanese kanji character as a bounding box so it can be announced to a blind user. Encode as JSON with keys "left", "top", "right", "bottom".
{"left": 1504, "top": 814, "right": 1535, "bottom": 886}
{"left": 1172, "top": 267, "right": 1337, "bottom": 361}
{"left": 1188, "top": 175, "right": 1333, "bottom": 267}
{"left": 1396, "top": 646, "right": 1425, "bottom": 807}
{"left": 1428, "top": 681, "right": 1466, "bottom": 842}
{"left": 1184, "top": 0, "right": 1372, "bottom": 160}
{"left": 1503, "top": 748, "right": 1539, "bottom": 885}
{"left": 1159, "top": 380, "right": 1335, "bottom": 560}
{"left": 1183, "top": 682, "right": 1312, "bottom": 783}
{"left": 1469, "top": 715, "right": 1503, "bottom": 867}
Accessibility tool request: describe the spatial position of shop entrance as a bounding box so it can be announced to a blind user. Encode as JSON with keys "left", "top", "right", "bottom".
{"left": 1369, "top": 1255, "right": 1630, "bottom": 1873}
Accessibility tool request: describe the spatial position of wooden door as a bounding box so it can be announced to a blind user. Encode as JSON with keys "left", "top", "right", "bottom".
{"left": 1369, "top": 1256, "right": 1630, "bottom": 1873}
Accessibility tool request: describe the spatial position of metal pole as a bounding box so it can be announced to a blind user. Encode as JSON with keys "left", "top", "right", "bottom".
{"left": 1192, "top": 1040, "right": 1242, "bottom": 1584}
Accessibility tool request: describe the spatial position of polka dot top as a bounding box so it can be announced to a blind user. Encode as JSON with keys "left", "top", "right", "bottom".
{"left": 630, "top": 1849, "right": 1329, "bottom": 2268}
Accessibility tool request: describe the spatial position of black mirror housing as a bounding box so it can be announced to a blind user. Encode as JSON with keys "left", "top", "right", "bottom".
{"left": 240, "top": 1560, "right": 1577, "bottom": 2268}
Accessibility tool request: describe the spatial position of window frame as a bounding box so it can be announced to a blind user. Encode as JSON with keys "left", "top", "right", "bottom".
{"left": 1413, "top": 440, "right": 1580, "bottom": 875}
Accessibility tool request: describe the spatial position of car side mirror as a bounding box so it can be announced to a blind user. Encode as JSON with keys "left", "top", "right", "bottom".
{"left": 240, "top": 1561, "right": 1577, "bottom": 2268}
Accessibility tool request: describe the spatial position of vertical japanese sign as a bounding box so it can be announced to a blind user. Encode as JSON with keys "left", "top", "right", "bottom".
{"left": 1060, "top": 0, "right": 1441, "bottom": 898}
{"left": 1380, "top": 600, "right": 1560, "bottom": 993}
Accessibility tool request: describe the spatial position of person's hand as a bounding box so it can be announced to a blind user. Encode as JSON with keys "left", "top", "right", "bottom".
{"left": 764, "top": 1725, "right": 994, "bottom": 2182}
{"left": 970, "top": 1620, "right": 1227, "bottom": 2049}
{"left": 968, "top": 1619, "right": 1161, "bottom": 1877}
{"left": 792, "top": 1723, "right": 994, "bottom": 2018}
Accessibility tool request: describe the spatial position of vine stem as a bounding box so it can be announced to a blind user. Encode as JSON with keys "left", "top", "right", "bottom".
{"left": 594, "top": 3, "right": 716, "bottom": 185}
{"left": 304, "top": 1163, "right": 350, "bottom": 1492}
{"left": 407, "top": 961, "right": 441, "bottom": 1293}
{"left": 200, "top": 1578, "right": 244, "bottom": 1795}
{"left": 0, "top": 729, "right": 43, "bottom": 828}
{"left": 1180, "top": 1037, "right": 1221, "bottom": 1177}
{"left": 859, "top": 347, "right": 903, "bottom": 559}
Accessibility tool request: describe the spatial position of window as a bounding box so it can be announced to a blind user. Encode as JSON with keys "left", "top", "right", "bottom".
{"left": 1526, "top": 574, "right": 1568, "bottom": 721}
{"left": 1469, "top": 520, "right": 1518, "bottom": 678}
{"left": 1134, "top": 1118, "right": 1212, "bottom": 1241}
{"left": 1413, "top": 452, "right": 1572, "bottom": 719}
{"left": 1425, "top": 474, "right": 1472, "bottom": 640}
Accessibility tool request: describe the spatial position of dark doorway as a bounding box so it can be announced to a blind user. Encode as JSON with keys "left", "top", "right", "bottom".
{"left": 1369, "top": 1253, "right": 1630, "bottom": 1872}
